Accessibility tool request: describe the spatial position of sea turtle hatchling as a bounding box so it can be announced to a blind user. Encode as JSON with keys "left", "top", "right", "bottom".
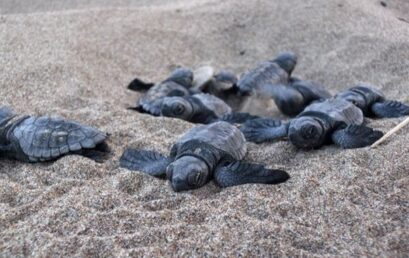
{"left": 127, "top": 68, "right": 194, "bottom": 116}
{"left": 0, "top": 107, "right": 109, "bottom": 162}
{"left": 160, "top": 93, "right": 260, "bottom": 124}
{"left": 240, "top": 98, "right": 384, "bottom": 149}
{"left": 120, "top": 121, "right": 289, "bottom": 192}
{"left": 236, "top": 51, "right": 297, "bottom": 96}
{"left": 335, "top": 84, "right": 409, "bottom": 118}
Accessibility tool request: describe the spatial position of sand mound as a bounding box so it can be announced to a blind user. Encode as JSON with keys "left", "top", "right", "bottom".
{"left": 0, "top": 0, "right": 408, "bottom": 256}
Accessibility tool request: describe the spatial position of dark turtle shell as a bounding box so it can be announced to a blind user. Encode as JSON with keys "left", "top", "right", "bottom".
{"left": 301, "top": 98, "right": 364, "bottom": 126}
{"left": 172, "top": 121, "right": 247, "bottom": 161}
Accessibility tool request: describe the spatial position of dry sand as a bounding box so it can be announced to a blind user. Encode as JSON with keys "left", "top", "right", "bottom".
{"left": 0, "top": 0, "right": 408, "bottom": 256}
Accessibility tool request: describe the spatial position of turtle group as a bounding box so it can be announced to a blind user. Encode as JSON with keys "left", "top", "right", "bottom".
{"left": 2, "top": 51, "right": 408, "bottom": 193}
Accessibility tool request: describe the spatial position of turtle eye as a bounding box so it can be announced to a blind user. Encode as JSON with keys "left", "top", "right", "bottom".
{"left": 173, "top": 104, "right": 185, "bottom": 115}
{"left": 308, "top": 126, "right": 316, "bottom": 136}
{"left": 187, "top": 171, "right": 202, "bottom": 186}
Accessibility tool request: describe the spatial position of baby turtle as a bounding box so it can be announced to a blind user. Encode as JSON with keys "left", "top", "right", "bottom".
{"left": 120, "top": 121, "right": 289, "bottom": 192}
{"left": 236, "top": 51, "right": 297, "bottom": 96}
{"left": 127, "top": 68, "right": 194, "bottom": 115}
{"left": 0, "top": 107, "right": 109, "bottom": 162}
{"left": 271, "top": 77, "right": 332, "bottom": 116}
{"left": 336, "top": 84, "right": 409, "bottom": 118}
{"left": 240, "top": 98, "right": 384, "bottom": 149}
{"left": 160, "top": 93, "right": 260, "bottom": 124}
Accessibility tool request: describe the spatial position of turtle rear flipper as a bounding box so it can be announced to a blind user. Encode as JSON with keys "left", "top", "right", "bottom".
{"left": 120, "top": 149, "right": 171, "bottom": 178}
{"left": 240, "top": 118, "right": 288, "bottom": 143}
{"left": 220, "top": 112, "right": 260, "bottom": 124}
{"left": 371, "top": 100, "right": 409, "bottom": 118}
{"left": 331, "top": 124, "right": 383, "bottom": 149}
{"left": 214, "top": 161, "right": 290, "bottom": 188}
{"left": 127, "top": 78, "right": 155, "bottom": 92}
{"left": 271, "top": 51, "right": 297, "bottom": 75}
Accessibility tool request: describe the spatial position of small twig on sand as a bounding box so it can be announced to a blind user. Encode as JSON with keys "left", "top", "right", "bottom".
{"left": 371, "top": 117, "right": 409, "bottom": 148}
{"left": 397, "top": 17, "right": 409, "bottom": 24}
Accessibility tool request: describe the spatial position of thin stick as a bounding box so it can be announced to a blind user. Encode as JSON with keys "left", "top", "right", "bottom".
{"left": 371, "top": 117, "right": 409, "bottom": 148}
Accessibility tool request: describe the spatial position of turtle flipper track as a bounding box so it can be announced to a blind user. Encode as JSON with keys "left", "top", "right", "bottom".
{"left": 119, "top": 149, "right": 171, "bottom": 178}
{"left": 371, "top": 100, "right": 409, "bottom": 118}
{"left": 127, "top": 78, "right": 155, "bottom": 92}
{"left": 214, "top": 161, "right": 290, "bottom": 188}
{"left": 9, "top": 116, "right": 108, "bottom": 162}
{"left": 332, "top": 124, "right": 383, "bottom": 149}
{"left": 220, "top": 112, "right": 260, "bottom": 124}
{"left": 240, "top": 118, "right": 288, "bottom": 143}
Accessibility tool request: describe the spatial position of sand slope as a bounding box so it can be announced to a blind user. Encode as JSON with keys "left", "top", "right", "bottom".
{"left": 0, "top": 0, "right": 408, "bottom": 256}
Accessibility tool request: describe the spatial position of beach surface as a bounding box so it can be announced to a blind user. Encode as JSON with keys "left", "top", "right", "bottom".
{"left": 0, "top": 0, "right": 408, "bottom": 256}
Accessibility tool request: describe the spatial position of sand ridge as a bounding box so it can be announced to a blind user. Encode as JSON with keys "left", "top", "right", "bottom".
{"left": 0, "top": 0, "right": 408, "bottom": 256}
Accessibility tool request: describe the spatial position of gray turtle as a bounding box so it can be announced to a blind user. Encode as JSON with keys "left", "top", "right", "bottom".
{"left": 236, "top": 52, "right": 297, "bottom": 96}
{"left": 127, "top": 68, "right": 194, "bottom": 115}
{"left": 270, "top": 77, "right": 332, "bottom": 116}
{"left": 160, "top": 93, "right": 260, "bottom": 124}
{"left": 240, "top": 98, "right": 384, "bottom": 149}
{"left": 336, "top": 84, "right": 409, "bottom": 118}
{"left": 120, "top": 121, "right": 289, "bottom": 192}
{"left": 0, "top": 107, "right": 109, "bottom": 162}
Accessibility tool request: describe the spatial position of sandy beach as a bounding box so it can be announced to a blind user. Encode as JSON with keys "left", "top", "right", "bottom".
{"left": 0, "top": 0, "right": 408, "bottom": 256}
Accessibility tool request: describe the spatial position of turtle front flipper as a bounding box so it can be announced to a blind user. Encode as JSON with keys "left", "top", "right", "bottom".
{"left": 119, "top": 149, "right": 171, "bottom": 178}
{"left": 219, "top": 112, "right": 260, "bottom": 124}
{"left": 240, "top": 118, "right": 288, "bottom": 143}
{"left": 127, "top": 78, "right": 155, "bottom": 92}
{"left": 8, "top": 116, "right": 109, "bottom": 162}
{"left": 269, "top": 84, "right": 306, "bottom": 116}
{"left": 331, "top": 124, "right": 383, "bottom": 149}
{"left": 371, "top": 100, "right": 409, "bottom": 118}
{"left": 126, "top": 105, "right": 150, "bottom": 114}
{"left": 0, "top": 107, "right": 15, "bottom": 123}
{"left": 214, "top": 161, "right": 290, "bottom": 188}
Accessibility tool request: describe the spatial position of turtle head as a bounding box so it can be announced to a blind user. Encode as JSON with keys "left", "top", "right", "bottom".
{"left": 166, "top": 68, "right": 194, "bottom": 88}
{"left": 288, "top": 117, "right": 325, "bottom": 149}
{"left": 272, "top": 52, "right": 297, "bottom": 75}
{"left": 336, "top": 90, "right": 366, "bottom": 110}
{"left": 166, "top": 156, "right": 210, "bottom": 192}
{"left": 161, "top": 97, "right": 194, "bottom": 120}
